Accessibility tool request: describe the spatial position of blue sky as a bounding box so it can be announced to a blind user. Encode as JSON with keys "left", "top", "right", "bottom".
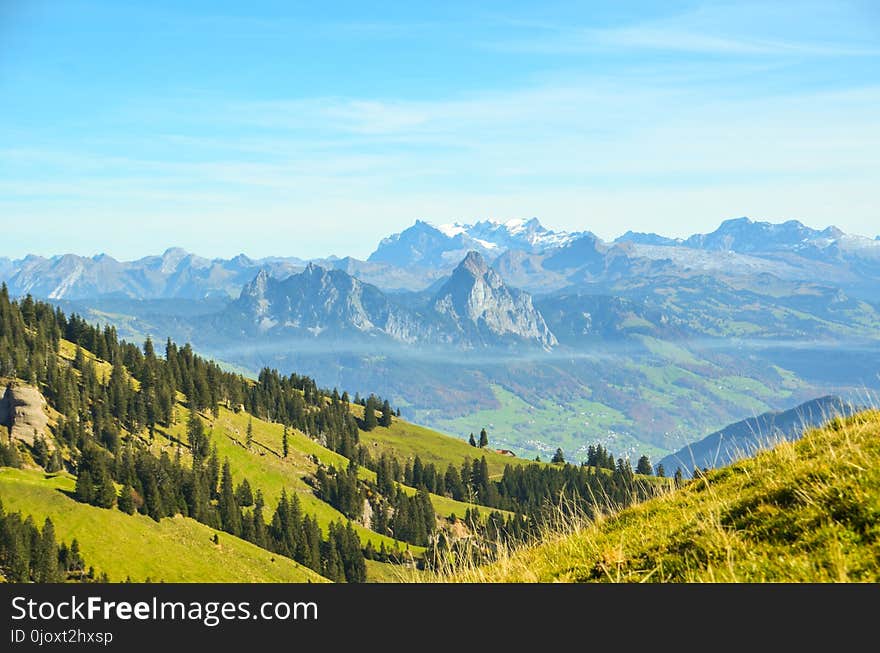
{"left": 1, "top": 0, "right": 878, "bottom": 260}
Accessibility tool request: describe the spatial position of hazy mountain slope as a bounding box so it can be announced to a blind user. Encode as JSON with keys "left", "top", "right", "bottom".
{"left": 657, "top": 395, "right": 855, "bottom": 476}
{"left": 1, "top": 248, "right": 306, "bottom": 300}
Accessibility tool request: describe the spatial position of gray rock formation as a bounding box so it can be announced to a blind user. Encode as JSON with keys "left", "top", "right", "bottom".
{"left": 431, "top": 251, "right": 557, "bottom": 349}
{"left": 0, "top": 383, "right": 50, "bottom": 444}
{"left": 222, "top": 253, "right": 557, "bottom": 349}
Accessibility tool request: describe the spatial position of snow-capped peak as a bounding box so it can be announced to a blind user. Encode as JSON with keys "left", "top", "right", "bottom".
{"left": 436, "top": 222, "right": 468, "bottom": 238}
{"left": 433, "top": 217, "right": 580, "bottom": 252}
{"left": 368, "top": 217, "right": 587, "bottom": 268}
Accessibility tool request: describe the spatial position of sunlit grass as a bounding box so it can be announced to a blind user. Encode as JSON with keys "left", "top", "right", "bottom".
{"left": 422, "top": 410, "right": 880, "bottom": 582}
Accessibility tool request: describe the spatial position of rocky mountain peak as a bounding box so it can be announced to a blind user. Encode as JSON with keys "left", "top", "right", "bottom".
{"left": 432, "top": 252, "right": 557, "bottom": 349}
{"left": 458, "top": 250, "right": 490, "bottom": 277}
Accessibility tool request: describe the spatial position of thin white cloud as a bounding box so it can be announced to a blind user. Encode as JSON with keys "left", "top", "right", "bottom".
{"left": 486, "top": 1, "right": 880, "bottom": 57}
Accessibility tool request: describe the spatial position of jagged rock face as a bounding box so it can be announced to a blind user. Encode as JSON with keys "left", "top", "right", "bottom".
{"left": 431, "top": 251, "right": 557, "bottom": 349}
{"left": 234, "top": 264, "right": 424, "bottom": 342}
{"left": 227, "top": 254, "right": 557, "bottom": 349}
{"left": 0, "top": 383, "right": 49, "bottom": 444}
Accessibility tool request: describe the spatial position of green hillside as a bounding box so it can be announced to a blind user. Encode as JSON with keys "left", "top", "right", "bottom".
{"left": 0, "top": 468, "right": 327, "bottom": 583}
{"left": 354, "top": 402, "right": 536, "bottom": 477}
{"left": 152, "top": 404, "right": 507, "bottom": 545}
{"left": 152, "top": 405, "right": 419, "bottom": 552}
{"left": 434, "top": 410, "right": 880, "bottom": 582}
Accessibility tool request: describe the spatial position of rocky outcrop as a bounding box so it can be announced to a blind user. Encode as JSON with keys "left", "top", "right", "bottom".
{"left": 431, "top": 251, "right": 557, "bottom": 349}
{"left": 0, "top": 383, "right": 49, "bottom": 444}
{"left": 231, "top": 264, "right": 424, "bottom": 342}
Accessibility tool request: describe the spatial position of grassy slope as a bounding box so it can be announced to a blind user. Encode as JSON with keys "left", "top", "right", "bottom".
{"left": 438, "top": 410, "right": 880, "bottom": 582}
{"left": 355, "top": 402, "right": 538, "bottom": 477}
{"left": 364, "top": 559, "right": 428, "bottom": 583}
{"left": 0, "top": 468, "right": 327, "bottom": 583}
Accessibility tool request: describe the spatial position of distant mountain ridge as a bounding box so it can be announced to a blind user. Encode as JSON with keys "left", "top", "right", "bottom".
{"left": 431, "top": 251, "right": 557, "bottom": 349}
{"left": 4, "top": 216, "right": 879, "bottom": 301}
{"left": 221, "top": 251, "right": 556, "bottom": 350}
{"left": 0, "top": 248, "right": 307, "bottom": 300}
{"left": 658, "top": 395, "right": 857, "bottom": 476}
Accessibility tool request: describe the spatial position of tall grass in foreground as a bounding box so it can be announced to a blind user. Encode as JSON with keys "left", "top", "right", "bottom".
{"left": 413, "top": 408, "right": 880, "bottom": 583}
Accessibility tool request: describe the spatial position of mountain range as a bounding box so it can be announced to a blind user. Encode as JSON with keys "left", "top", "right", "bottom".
{"left": 3, "top": 216, "right": 880, "bottom": 461}
{"left": 4, "top": 216, "right": 880, "bottom": 302}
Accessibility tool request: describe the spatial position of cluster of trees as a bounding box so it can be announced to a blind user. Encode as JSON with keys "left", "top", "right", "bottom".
{"left": 468, "top": 428, "right": 489, "bottom": 448}
{"left": 314, "top": 459, "right": 436, "bottom": 547}
{"left": 372, "top": 452, "right": 497, "bottom": 505}
{"left": 369, "top": 486, "right": 435, "bottom": 547}
{"left": 265, "top": 489, "right": 365, "bottom": 583}
{"left": 494, "top": 457, "right": 657, "bottom": 517}
{"left": 314, "top": 462, "right": 362, "bottom": 520}
{"left": 358, "top": 394, "right": 394, "bottom": 431}
{"left": 0, "top": 289, "right": 61, "bottom": 383}
{"left": 587, "top": 445, "right": 656, "bottom": 477}
{"left": 0, "top": 436, "right": 22, "bottom": 467}
{"left": 585, "top": 444, "right": 616, "bottom": 469}
{"left": 0, "top": 502, "right": 94, "bottom": 582}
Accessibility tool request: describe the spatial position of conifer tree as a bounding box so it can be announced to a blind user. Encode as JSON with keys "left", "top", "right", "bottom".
{"left": 479, "top": 428, "right": 488, "bottom": 448}
{"left": 187, "top": 407, "right": 209, "bottom": 462}
{"left": 379, "top": 400, "right": 393, "bottom": 427}
{"left": 95, "top": 471, "right": 117, "bottom": 508}
{"left": 252, "top": 491, "right": 267, "bottom": 549}
{"left": 34, "top": 518, "right": 60, "bottom": 583}
{"left": 219, "top": 460, "right": 242, "bottom": 536}
{"left": 75, "top": 470, "right": 93, "bottom": 504}
{"left": 235, "top": 479, "right": 254, "bottom": 507}
{"left": 118, "top": 483, "right": 135, "bottom": 514}
{"left": 282, "top": 424, "right": 289, "bottom": 458}
{"left": 468, "top": 433, "right": 476, "bottom": 447}
{"left": 363, "top": 399, "right": 378, "bottom": 431}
